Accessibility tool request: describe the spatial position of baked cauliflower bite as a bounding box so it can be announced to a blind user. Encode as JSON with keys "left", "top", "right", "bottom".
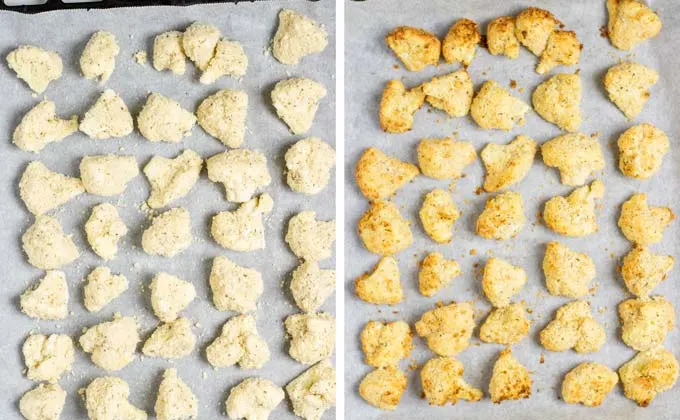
{"left": 417, "top": 137, "right": 476, "bottom": 180}
{"left": 419, "top": 189, "right": 460, "bottom": 244}
{"left": 385, "top": 26, "right": 440, "bottom": 71}
{"left": 361, "top": 320, "right": 413, "bottom": 368}
{"left": 607, "top": 0, "right": 662, "bottom": 51}
{"left": 514, "top": 7, "right": 558, "bottom": 56}
{"left": 421, "top": 357, "right": 483, "bottom": 406}
{"left": 619, "top": 296, "right": 675, "bottom": 351}
{"left": 418, "top": 252, "right": 461, "bottom": 297}
{"left": 604, "top": 61, "right": 658, "bottom": 120}
{"left": 354, "top": 257, "right": 404, "bottom": 305}
{"left": 543, "top": 180, "right": 604, "bottom": 236}
{"left": 618, "top": 193, "right": 674, "bottom": 245}
{"left": 422, "top": 69, "right": 473, "bottom": 117}
{"left": 486, "top": 16, "right": 520, "bottom": 59}
{"left": 618, "top": 123, "right": 669, "bottom": 179}
{"left": 621, "top": 245, "right": 674, "bottom": 297}
{"left": 539, "top": 300, "right": 605, "bottom": 353}
{"left": 355, "top": 147, "right": 419, "bottom": 200}
{"left": 489, "top": 348, "right": 532, "bottom": 403}
{"left": 379, "top": 80, "right": 425, "bottom": 133}
{"left": 358, "top": 366, "right": 407, "bottom": 410}
{"left": 358, "top": 201, "right": 413, "bottom": 256}
{"left": 476, "top": 191, "right": 526, "bottom": 240}
{"left": 542, "top": 133, "right": 604, "bottom": 186}
{"left": 415, "top": 301, "right": 475, "bottom": 356}
{"left": 619, "top": 346, "right": 679, "bottom": 407}
{"left": 562, "top": 362, "right": 618, "bottom": 407}
{"left": 481, "top": 135, "right": 537, "bottom": 192}
{"left": 536, "top": 31, "right": 581, "bottom": 74}
{"left": 532, "top": 73, "right": 581, "bottom": 132}
{"left": 482, "top": 258, "right": 527, "bottom": 308}
{"left": 442, "top": 18, "right": 480, "bottom": 66}
{"left": 470, "top": 80, "right": 530, "bottom": 130}
{"left": 479, "top": 302, "right": 530, "bottom": 345}
{"left": 542, "top": 241, "right": 596, "bottom": 298}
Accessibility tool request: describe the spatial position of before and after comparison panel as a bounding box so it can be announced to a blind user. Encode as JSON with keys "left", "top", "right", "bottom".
{"left": 1, "top": 0, "right": 679, "bottom": 419}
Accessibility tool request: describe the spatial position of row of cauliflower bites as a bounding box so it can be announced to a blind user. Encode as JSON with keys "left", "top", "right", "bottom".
{"left": 12, "top": 9, "right": 338, "bottom": 420}
{"left": 353, "top": 0, "right": 676, "bottom": 412}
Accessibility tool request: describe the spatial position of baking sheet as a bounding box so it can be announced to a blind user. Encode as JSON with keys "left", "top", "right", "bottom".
{"left": 0, "top": 1, "right": 336, "bottom": 418}
{"left": 344, "top": 1, "right": 680, "bottom": 419}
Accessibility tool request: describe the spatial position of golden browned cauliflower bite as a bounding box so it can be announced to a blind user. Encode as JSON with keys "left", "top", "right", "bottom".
{"left": 514, "top": 7, "right": 558, "bottom": 56}
{"left": 355, "top": 147, "right": 419, "bottom": 200}
{"left": 379, "top": 80, "right": 425, "bottom": 133}
{"left": 479, "top": 302, "right": 530, "bottom": 345}
{"left": 361, "top": 320, "right": 413, "bottom": 368}
{"left": 619, "top": 296, "right": 675, "bottom": 351}
{"left": 618, "top": 123, "right": 669, "bottom": 179}
{"left": 543, "top": 180, "right": 604, "bottom": 237}
{"left": 418, "top": 252, "right": 461, "bottom": 297}
{"left": 541, "top": 133, "right": 604, "bottom": 186}
{"left": 604, "top": 61, "right": 658, "bottom": 120}
{"left": 358, "top": 366, "right": 407, "bottom": 410}
{"left": 355, "top": 257, "right": 404, "bottom": 305}
{"left": 620, "top": 245, "right": 674, "bottom": 297}
{"left": 442, "top": 18, "right": 480, "bottom": 66}
{"left": 470, "top": 80, "right": 530, "bottom": 130}
{"left": 421, "top": 357, "right": 483, "bottom": 406}
{"left": 489, "top": 348, "right": 532, "bottom": 403}
{"left": 421, "top": 69, "right": 473, "bottom": 117}
{"left": 476, "top": 191, "right": 525, "bottom": 240}
{"left": 482, "top": 258, "right": 527, "bottom": 308}
{"left": 618, "top": 193, "right": 674, "bottom": 245}
{"left": 358, "top": 201, "right": 413, "bottom": 256}
{"left": 607, "top": 0, "right": 662, "bottom": 51}
{"left": 487, "top": 16, "right": 520, "bottom": 59}
{"left": 417, "top": 137, "right": 476, "bottom": 180}
{"left": 385, "top": 26, "right": 441, "bottom": 71}
{"left": 542, "top": 241, "right": 596, "bottom": 298}
{"left": 415, "top": 301, "right": 475, "bottom": 356}
{"left": 561, "top": 362, "right": 618, "bottom": 407}
{"left": 619, "top": 346, "right": 679, "bottom": 407}
{"left": 481, "top": 135, "right": 537, "bottom": 192}
{"left": 539, "top": 300, "right": 605, "bottom": 353}
{"left": 532, "top": 73, "right": 581, "bottom": 132}
{"left": 419, "top": 189, "right": 460, "bottom": 244}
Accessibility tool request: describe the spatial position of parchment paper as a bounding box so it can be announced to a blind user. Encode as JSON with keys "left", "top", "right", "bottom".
{"left": 0, "top": 1, "right": 335, "bottom": 419}
{"left": 345, "top": 1, "right": 679, "bottom": 419}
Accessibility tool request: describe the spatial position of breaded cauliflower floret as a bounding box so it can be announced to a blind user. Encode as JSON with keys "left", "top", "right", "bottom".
{"left": 149, "top": 272, "right": 196, "bottom": 322}
{"left": 206, "top": 148, "right": 271, "bottom": 203}
{"left": 358, "top": 366, "right": 407, "bottom": 410}
{"left": 562, "top": 362, "right": 618, "bottom": 407}
{"left": 532, "top": 73, "right": 581, "bottom": 132}
{"left": 361, "top": 320, "right": 413, "bottom": 368}
{"left": 422, "top": 69, "right": 473, "bottom": 117}
{"left": 226, "top": 378, "right": 284, "bottom": 420}
{"left": 83, "top": 266, "right": 128, "bottom": 312}
{"left": 273, "top": 9, "right": 328, "bottom": 66}
{"left": 618, "top": 123, "right": 669, "bottom": 179}
{"left": 421, "top": 357, "right": 483, "bottom": 406}
{"left": 19, "top": 383, "right": 66, "bottom": 420}
{"left": 417, "top": 137, "right": 476, "bottom": 180}
{"left": 543, "top": 180, "right": 604, "bottom": 236}
{"left": 619, "top": 296, "right": 675, "bottom": 351}
{"left": 489, "top": 348, "right": 532, "bottom": 403}
{"left": 211, "top": 194, "right": 273, "bottom": 252}
{"left": 539, "top": 300, "right": 605, "bottom": 353}
{"left": 23, "top": 333, "right": 74, "bottom": 382}
{"left": 415, "top": 301, "right": 475, "bottom": 356}
{"left": 196, "top": 89, "right": 247, "bottom": 148}
{"left": 479, "top": 302, "right": 530, "bottom": 345}
{"left": 142, "top": 317, "right": 196, "bottom": 360}
{"left": 13, "top": 100, "right": 78, "bottom": 153}
{"left": 514, "top": 7, "right": 558, "bottom": 56}
{"left": 607, "top": 0, "right": 662, "bottom": 51}
{"left": 537, "top": 31, "right": 581, "bottom": 74}
{"left": 379, "top": 80, "right": 425, "bottom": 133}
{"left": 442, "top": 18, "right": 480, "bottom": 66}
{"left": 619, "top": 346, "right": 679, "bottom": 407}
{"left": 206, "top": 314, "right": 270, "bottom": 369}
{"left": 471, "top": 80, "right": 530, "bottom": 130}
{"left": 355, "top": 147, "right": 419, "bottom": 200}
{"left": 285, "top": 137, "right": 336, "bottom": 195}
{"left": 79, "top": 314, "right": 140, "bottom": 371}
{"left": 19, "top": 161, "right": 84, "bottom": 216}
{"left": 199, "top": 39, "right": 248, "bottom": 84}
{"left": 285, "top": 312, "right": 336, "bottom": 365}
{"left": 543, "top": 242, "right": 596, "bottom": 298}
{"left": 137, "top": 93, "right": 196, "bottom": 143}
{"left": 290, "top": 261, "right": 335, "bottom": 313}
{"left": 621, "top": 245, "right": 674, "bottom": 297}
{"left": 482, "top": 258, "right": 527, "bottom": 308}
{"left": 355, "top": 257, "right": 404, "bottom": 305}
{"left": 358, "top": 201, "right": 413, "bottom": 256}
{"left": 79, "top": 31, "right": 119, "bottom": 83}
{"left": 271, "top": 77, "right": 326, "bottom": 135}
{"left": 79, "top": 89, "right": 133, "bottom": 140}
{"left": 155, "top": 369, "right": 198, "bottom": 420}
{"left": 20, "top": 271, "right": 69, "bottom": 321}
{"left": 481, "top": 135, "right": 537, "bottom": 192}
{"left": 286, "top": 360, "right": 336, "bottom": 420}
{"left": 144, "top": 149, "right": 202, "bottom": 209}
{"left": 182, "top": 22, "right": 220, "bottom": 71}
{"left": 141, "top": 208, "right": 192, "bottom": 258}
{"left": 418, "top": 252, "right": 461, "bottom": 297}
{"left": 153, "top": 31, "right": 186, "bottom": 74}
{"left": 84, "top": 376, "right": 146, "bottom": 420}
{"left": 419, "top": 189, "right": 460, "bottom": 243}
{"left": 85, "top": 204, "right": 127, "bottom": 261}
{"left": 22, "top": 216, "right": 79, "bottom": 270}
{"left": 476, "top": 191, "right": 525, "bottom": 240}
{"left": 7, "top": 45, "right": 63, "bottom": 93}
{"left": 80, "top": 154, "right": 139, "bottom": 196}
{"left": 542, "top": 133, "right": 604, "bottom": 186}
{"left": 604, "top": 61, "right": 658, "bottom": 120}
{"left": 286, "top": 211, "right": 336, "bottom": 261}
{"left": 618, "top": 193, "right": 674, "bottom": 245}
{"left": 209, "top": 256, "right": 262, "bottom": 313}
{"left": 487, "top": 16, "right": 520, "bottom": 59}
{"left": 385, "top": 26, "right": 440, "bottom": 71}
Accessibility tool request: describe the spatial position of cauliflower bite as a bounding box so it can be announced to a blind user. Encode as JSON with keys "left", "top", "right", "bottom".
{"left": 149, "top": 272, "right": 196, "bottom": 322}
{"left": 619, "top": 296, "right": 675, "bottom": 351}
{"left": 621, "top": 245, "right": 674, "bottom": 297}
{"left": 421, "top": 357, "right": 483, "bottom": 406}
{"left": 153, "top": 31, "right": 186, "bottom": 74}
{"left": 206, "top": 314, "right": 270, "bottom": 369}
{"left": 618, "top": 123, "right": 669, "bottom": 179}
{"left": 487, "top": 16, "right": 520, "bottom": 59}
{"left": 80, "top": 31, "right": 119, "bottom": 82}
{"left": 358, "top": 201, "right": 413, "bottom": 256}
{"left": 537, "top": 31, "right": 581, "bottom": 74}
{"left": 542, "top": 133, "right": 604, "bottom": 186}
{"left": 489, "top": 348, "right": 532, "bottom": 403}
{"left": 562, "top": 362, "right": 618, "bottom": 407}
{"left": 355, "top": 147, "right": 419, "bottom": 200}
{"left": 442, "top": 18, "right": 480, "bottom": 66}
{"left": 144, "top": 150, "right": 202, "bottom": 209}
{"left": 543, "top": 242, "right": 595, "bottom": 298}
{"left": 20, "top": 383, "right": 66, "bottom": 420}
{"left": 359, "top": 366, "right": 407, "bottom": 410}
{"left": 385, "top": 26, "right": 440, "bottom": 71}
{"left": 422, "top": 69, "right": 473, "bottom": 117}
{"left": 211, "top": 193, "right": 273, "bottom": 252}
{"left": 209, "top": 256, "right": 263, "bottom": 313}
{"left": 196, "top": 89, "right": 247, "bottom": 148}
{"left": 482, "top": 258, "right": 527, "bottom": 308}
{"left": 619, "top": 346, "right": 679, "bottom": 407}
{"left": 476, "top": 191, "right": 526, "bottom": 240}
{"left": 286, "top": 211, "right": 336, "bottom": 261}
{"left": 618, "top": 193, "right": 674, "bottom": 245}
{"left": 285, "top": 312, "right": 336, "bottom": 365}
{"left": 22, "top": 216, "right": 79, "bottom": 270}
{"left": 83, "top": 266, "right": 128, "bottom": 312}
{"left": 206, "top": 148, "right": 271, "bottom": 203}
{"left": 141, "top": 208, "right": 192, "bottom": 257}
{"left": 79, "top": 89, "right": 133, "bottom": 139}
{"left": 19, "top": 161, "right": 84, "bottom": 216}
{"left": 79, "top": 314, "right": 140, "bottom": 371}
{"left": 142, "top": 318, "right": 196, "bottom": 359}
{"left": 539, "top": 300, "right": 605, "bottom": 353}
{"left": 415, "top": 301, "right": 475, "bottom": 356}
{"left": 607, "top": 0, "right": 662, "bottom": 51}
{"left": 290, "top": 260, "right": 336, "bottom": 312}
{"left": 532, "top": 73, "right": 581, "bottom": 132}
{"left": 514, "top": 7, "right": 558, "bottom": 56}
{"left": 379, "top": 79, "right": 425, "bottom": 133}
{"left": 137, "top": 93, "right": 196, "bottom": 143}
{"left": 85, "top": 203, "right": 127, "bottom": 261}
{"left": 470, "top": 80, "right": 530, "bottom": 130}
{"left": 419, "top": 252, "right": 461, "bottom": 297}
{"left": 479, "top": 302, "right": 530, "bottom": 344}
{"left": 285, "top": 137, "right": 336, "bottom": 195}
{"left": 419, "top": 189, "right": 460, "bottom": 243}
{"left": 200, "top": 39, "right": 248, "bottom": 84}
{"left": 80, "top": 154, "right": 139, "bottom": 196}
{"left": 543, "top": 180, "right": 604, "bottom": 236}
{"left": 155, "top": 369, "right": 198, "bottom": 420}
{"left": 23, "top": 333, "right": 74, "bottom": 382}
{"left": 354, "top": 257, "right": 404, "bottom": 305}
{"left": 604, "top": 61, "right": 658, "bottom": 120}
{"left": 13, "top": 100, "right": 77, "bottom": 153}
{"left": 273, "top": 9, "right": 328, "bottom": 65}
{"left": 84, "top": 376, "right": 146, "bottom": 420}
{"left": 361, "top": 320, "right": 413, "bottom": 368}
{"left": 182, "top": 22, "right": 220, "bottom": 71}
{"left": 271, "top": 77, "right": 326, "bottom": 134}
{"left": 286, "top": 360, "right": 336, "bottom": 420}
{"left": 481, "top": 135, "right": 537, "bottom": 192}
{"left": 20, "top": 271, "right": 68, "bottom": 321}
{"left": 7, "top": 45, "right": 62, "bottom": 93}
{"left": 417, "top": 137, "right": 476, "bottom": 180}
{"left": 226, "top": 378, "right": 284, "bottom": 420}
